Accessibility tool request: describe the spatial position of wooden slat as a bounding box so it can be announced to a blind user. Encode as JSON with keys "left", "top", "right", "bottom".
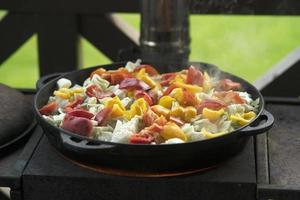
{"left": 1, "top": 0, "right": 300, "bottom": 15}
{"left": 190, "top": 0, "right": 300, "bottom": 15}
{"left": 37, "top": 15, "right": 78, "bottom": 76}
{"left": 79, "top": 15, "right": 138, "bottom": 61}
{"left": 255, "top": 133, "right": 269, "bottom": 185}
{"left": 0, "top": 0, "right": 139, "bottom": 14}
{"left": 258, "top": 184, "right": 300, "bottom": 200}
{"left": 0, "top": 13, "right": 35, "bottom": 65}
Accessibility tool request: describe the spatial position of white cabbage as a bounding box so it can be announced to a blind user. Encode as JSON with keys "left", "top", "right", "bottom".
{"left": 111, "top": 117, "right": 140, "bottom": 143}
{"left": 181, "top": 123, "right": 206, "bottom": 142}
{"left": 226, "top": 104, "right": 246, "bottom": 115}
{"left": 121, "top": 97, "right": 133, "bottom": 108}
{"left": 196, "top": 89, "right": 214, "bottom": 100}
{"left": 57, "top": 78, "right": 72, "bottom": 89}
{"left": 192, "top": 119, "right": 218, "bottom": 133}
{"left": 83, "top": 78, "right": 91, "bottom": 87}
{"left": 238, "top": 92, "right": 252, "bottom": 104}
{"left": 91, "top": 74, "right": 110, "bottom": 90}
{"left": 125, "top": 59, "right": 141, "bottom": 72}
{"left": 107, "top": 84, "right": 126, "bottom": 99}
{"left": 93, "top": 126, "right": 114, "bottom": 141}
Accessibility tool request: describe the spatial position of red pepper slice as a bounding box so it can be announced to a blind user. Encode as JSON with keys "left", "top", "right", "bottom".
{"left": 68, "top": 109, "right": 94, "bottom": 119}
{"left": 86, "top": 84, "right": 114, "bottom": 99}
{"left": 39, "top": 102, "right": 57, "bottom": 116}
{"left": 160, "top": 73, "right": 177, "bottom": 86}
{"left": 153, "top": 115, "right": 168, "bottom": 126}
{"left": 147, "top": 123, "right": 163, "bottom": 133}
{"left": 98, "top": 68, "right": 133, "bottom": 85}
{"left": 148, "top": 89, "right": 158, "bottom": 104}
{"left": 134, "top": 90, "right": 153, "bottom": 106}
{"left": 133, "top": 64, "right": 159, "bottom": 76}
{"left": 169, "top": 116, "right": 185, "bottom": 126}
{"left": 143, "top": 109, "right": 159, "bottom": 127}
{"left": 163, "top": 84, "right": 178, "bottom": 96}
{"left": 182, "top": 90, "right": 198, "bottom": 106}
{"left": 62, "top": 114, "right": 93, "bottom": 137}
{"left": 66, "top": 96, "right": 84, "bottom": 109}
{"left": 119, "top": 78, "right": 150, "bottom": 91}
{"left": 217, "top": 79, "right": 241, "bottom": 91}
{"left": 186, "top": 65, "right": 204, "bottom": 86}
{"left": 129, "top": 133, "right": 154, "bottom": 144}
{"left": 214, "top": 91, "right": 246, "bottom": 104}
{"left": 95, "top": 107, "right": 112, "bottom": 126}
{"left": 196, "top": 99, "right": 227, "bottom": 114}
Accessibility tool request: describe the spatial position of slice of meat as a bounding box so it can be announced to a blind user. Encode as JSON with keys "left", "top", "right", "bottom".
{"left": 62, "top": 114, "right": 93, "bottom": 137}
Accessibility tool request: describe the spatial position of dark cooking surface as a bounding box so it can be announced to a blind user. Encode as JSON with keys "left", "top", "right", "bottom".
{"left": 22, "top": 135, "right": 256, "bottom": 200}
{"left": 256, "top": 102, "right": 300, "bottom": 199}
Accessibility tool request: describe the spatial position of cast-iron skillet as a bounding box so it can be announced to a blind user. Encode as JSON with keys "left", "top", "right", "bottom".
{"left": 34, "top": 62, "right": 274, "bottom": 172}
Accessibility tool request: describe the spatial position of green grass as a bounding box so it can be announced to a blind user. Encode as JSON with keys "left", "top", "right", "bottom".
{"left": 1, "top": 12, "right": 300, "bottom": 88}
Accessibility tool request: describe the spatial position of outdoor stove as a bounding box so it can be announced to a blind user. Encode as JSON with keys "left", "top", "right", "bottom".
{"left": 1, "top": 90, "right": 300, "bottom": 200}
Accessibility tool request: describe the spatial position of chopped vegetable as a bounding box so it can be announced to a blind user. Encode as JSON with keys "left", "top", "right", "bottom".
{"left": 129, "top": 133, "right": 154, "bottom": 144}
{"left": 39, "top": 102, "right": 57, "bottom": 116}
{"left": 119, "top": 78, "right": 150, "bottom": 91}
{"left": 62, "top": 114, "right": 93, "bottom": 137}
{"left": 186, "top": 65, "right": 204, "bottom": 86}
{"left": 160, "top": 122, "right": 187, "bottom": 141}
{"left": 86, "top": 84, "right": 114, "bottom": 99}
{"left": 40, "top": 61, "right": 259, "bottom": 144}
{"left": 218, "top": 79, "right": 241, "bottom": 91}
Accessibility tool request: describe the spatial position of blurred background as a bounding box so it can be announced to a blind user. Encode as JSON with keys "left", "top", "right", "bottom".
{"left": 0, "top": 11, "right": 300, "bottom": 88}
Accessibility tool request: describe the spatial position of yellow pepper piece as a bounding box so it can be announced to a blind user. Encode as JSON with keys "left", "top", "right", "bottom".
{"left": 202, "top": 108, "right": 224, "bottom": 122}
{"left": 202, "top": 128, "right": 227, "bottom": 139}
{"left": 174, "top": 82, "right": 203, "bottom": 93}
{"left": 54, "top": 90, "right": 71, "bottom": 99}
{"left": 125, "top": 98, "right": 149, "bottom": 120}
{"left": 104, "top": 96, "right": 125, "bottom": 111}
{"left": 170, "top": 106, "right": 185, "bottom": 119}
{"left": 136, "top": 68, "right": 157, "bottom": 89}
{"left": 160, "top": 122, "right": 187, "bottom": 141}
{"left": 184, "top": 106, "right": 197, "bottom": 122}
{"left": 243, "top": 111, "right": 256, "bottom": 120}
{"left": 110, "top": 104, "right": 125, "bottom": 118}
{"left": 151, "top": 105, "right": 170, "bottom": 117}
{"left": 158, "top": 96, "right": 175, "bottom": 109}
{"left": 230, "top": 114, "right": 249, "bottom": 126}
{"left": 72, "top": 88, "right": 83, "bottom": 93}
{"left": 170, "top": 74, "right": 186, "bottom": 84}
{"left": 170, "top": 88, "right": 184, "bottom": 104}
{"left": 230, "top": 111, "right": 256, "bottom": 126}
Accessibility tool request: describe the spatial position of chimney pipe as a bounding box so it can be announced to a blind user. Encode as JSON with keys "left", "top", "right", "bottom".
{"left": 140, "top": 0, "right": 190, "bottom": 72}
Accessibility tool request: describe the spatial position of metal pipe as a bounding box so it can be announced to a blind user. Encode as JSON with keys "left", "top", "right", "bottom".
{"left": 140, "top": 0, "right": 190, "bottom": 72}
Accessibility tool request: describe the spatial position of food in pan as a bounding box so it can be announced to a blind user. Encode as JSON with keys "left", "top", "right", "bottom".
{"left": 39, "top": 60, "right": 260, "bottom": 144}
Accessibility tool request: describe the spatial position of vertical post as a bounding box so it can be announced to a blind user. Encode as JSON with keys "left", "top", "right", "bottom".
{"left": 140, "top": 0, "right": 190, "bottom": 72}
{"left": 37, "top": 15, "right": 79, "bottom": 76}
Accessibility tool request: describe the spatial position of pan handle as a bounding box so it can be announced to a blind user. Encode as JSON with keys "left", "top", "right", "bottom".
{"left": 240, "top": 109, "right": 274, "bottom": 136}
{"left": 60, "top": 133, "right": 115, "bottom": 150}
{"left": 36, "top": 73, "right": 65, "bottom": 90}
